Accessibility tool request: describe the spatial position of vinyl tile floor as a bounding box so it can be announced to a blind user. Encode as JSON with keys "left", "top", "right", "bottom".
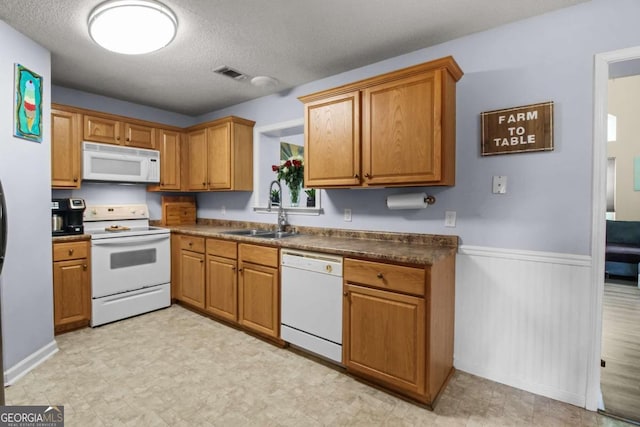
{"left": 4, "top": 305, "right": 633, "bottom": 426}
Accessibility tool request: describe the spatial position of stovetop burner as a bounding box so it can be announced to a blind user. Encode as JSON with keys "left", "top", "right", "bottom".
{"left": 84, "top": 204, "right": 169, "bottom": 239}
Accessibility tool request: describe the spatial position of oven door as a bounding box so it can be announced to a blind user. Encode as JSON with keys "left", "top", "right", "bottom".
{"left": 91, "top": 233, "right": 170, "bottom": 298}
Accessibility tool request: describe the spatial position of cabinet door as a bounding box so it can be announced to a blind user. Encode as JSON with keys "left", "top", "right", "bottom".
{"left": 206, "top": 255, "right": 238, "bottom": 322}
{"left": 185, "top": 129, "right": 209, "bottom": 190}
{"left": 158, "top": 129, "right": 181, "bottom": 190}
{"left": 343, "top": 283, "right": 425, "bottom": 396}
{"left": 304, "top": 91, "right": 361, "bottom": 187}
{"left": 53, "top": 258, "right": 90, "bottom": 331}
{"left": 238, "top": 261, "right": 279, "bottom": 338}
{"left": 362, "top": 71, "right": 442, "bottom": 185}
{"left": 207, "top": 123, "right": 232, "bottom": 190}
{"left": 179, "top": 249, "right": 205, "bottom": 308}
{"left": 124, "top": 122, "right": 156, "bottom": 149}
{"left": 84, "top": 114, "right": 122, "bottom": 145}
{"left": 51, "top": 109, "right": 81, "bottom": 188}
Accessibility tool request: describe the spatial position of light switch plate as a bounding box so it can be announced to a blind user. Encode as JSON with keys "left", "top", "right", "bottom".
{"left": 493, "top": 176, "right": 507, "bottom": 194}
{"left": 344, "top": 208, "right": 352, "bottom": 222}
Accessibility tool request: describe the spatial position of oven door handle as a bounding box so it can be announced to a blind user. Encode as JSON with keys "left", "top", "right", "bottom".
{"left": 91, "top": 234, "right": 169, "bottom": 246}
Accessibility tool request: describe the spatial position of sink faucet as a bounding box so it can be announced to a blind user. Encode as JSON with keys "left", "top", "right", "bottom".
{"left": 267, "top": 180, "right": 287, "bottom": 232}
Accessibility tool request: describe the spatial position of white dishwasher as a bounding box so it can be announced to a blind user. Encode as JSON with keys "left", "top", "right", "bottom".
{"left": 281, "top": 249, "right": 343, "bottom": 364}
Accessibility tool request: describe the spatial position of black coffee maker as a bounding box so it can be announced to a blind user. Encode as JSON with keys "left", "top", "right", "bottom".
{"left": 51, "top": 198, "right": 86, "bottom": 236}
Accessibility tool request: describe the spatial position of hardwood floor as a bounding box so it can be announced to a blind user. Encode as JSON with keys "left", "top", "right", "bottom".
{"left": 601, "top": 280, "right": 640, "bottom": 422}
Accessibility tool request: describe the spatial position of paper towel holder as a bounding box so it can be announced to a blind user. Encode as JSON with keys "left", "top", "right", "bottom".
{"left": 385, "top": 193, "right": 436, "bottom": 210}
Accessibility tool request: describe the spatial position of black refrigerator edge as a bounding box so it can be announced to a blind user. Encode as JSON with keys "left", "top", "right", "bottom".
{"left": 0, "top": 179, "right": 6, "bottom": 405}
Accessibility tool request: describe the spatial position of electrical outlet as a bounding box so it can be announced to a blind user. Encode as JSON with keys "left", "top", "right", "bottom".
{"left": 344, "top": 208, "right": 352, "bottom": 222}
{"left": 445, "top": 211, "right": 456, "bottom": 227}
{"left": 221, "top": 206, "right": 226, "bottom": 215}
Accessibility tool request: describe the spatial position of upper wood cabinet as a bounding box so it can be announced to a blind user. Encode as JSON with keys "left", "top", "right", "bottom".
{"left": 52, "top": 104, "right": 255, "bottom": 192}
{"left": 300, "top": 56, "right": 462, "bottom": 188}
{"left": 156, "top": 129, "right": 181, "bottom": 190}
{"left": 84, "top": 114, "right": 156, "bottom": 149}
{"left": 303, "top": 91, "right": 361, "bottom": 187}
{"left": 83, "top": 114, "right": 122, "bottom": 145}
{"left": 51, "top": 107, "right": 82, "bottom": 189}
{"left": 124, "top": 122, "right": 156, "bottom": 149}
{"left": 184, "top": 116, "right": 255, "bottom": 192}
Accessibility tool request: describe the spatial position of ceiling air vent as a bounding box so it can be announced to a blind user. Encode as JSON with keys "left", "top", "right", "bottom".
{"left": 213, "top": 65, "right": 248, "bottom": 81}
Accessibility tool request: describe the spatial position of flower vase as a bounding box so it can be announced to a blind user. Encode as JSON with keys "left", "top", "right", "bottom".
{"left": 289, "top": 183, "right": 301, "bottom": 207}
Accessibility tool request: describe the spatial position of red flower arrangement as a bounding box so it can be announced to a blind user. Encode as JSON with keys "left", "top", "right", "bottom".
{"left": 272, "top": 156, "right": 304, "bottom": 204}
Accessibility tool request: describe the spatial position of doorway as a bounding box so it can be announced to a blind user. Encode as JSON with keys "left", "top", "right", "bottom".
{"left": 590, "top": 46, "right": 640, "bottom": 424}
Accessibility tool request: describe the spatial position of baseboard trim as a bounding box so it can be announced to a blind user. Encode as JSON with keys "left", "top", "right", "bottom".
{"left": 4, "top": 340, "right": 59, "bottom": 386}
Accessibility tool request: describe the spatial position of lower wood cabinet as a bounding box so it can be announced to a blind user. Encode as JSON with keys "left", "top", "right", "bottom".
{"left": 173, "top": 234, "right": 279, "bottom": 340}
{"left": 344, "top": 284, "right": 426, "bottom": 395}
{"left": 342, "top": 255, "right": 455, "bottom": 406}
{"left": 205, "top": 238, "right": 238, "bottom": 322}
{"left": 52, "top": 240, "right": 91, "bottom": 334}
{"left": 177, "top": 235, "right": 205, "bottom": 309}
{"left": 238, "top": 243, "right": 279, "bottom": 338}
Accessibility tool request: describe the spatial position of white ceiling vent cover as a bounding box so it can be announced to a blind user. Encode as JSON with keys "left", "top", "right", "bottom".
{"left": 213, "top": 66, "right": 248, "bottom": 81}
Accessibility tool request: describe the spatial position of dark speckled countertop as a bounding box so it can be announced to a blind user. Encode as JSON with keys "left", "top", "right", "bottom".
{"left": 52, "top": 234, "right": 91, "bottom": 243}
{"left": 168, "top": 220, "right": 458, "bottom": 265}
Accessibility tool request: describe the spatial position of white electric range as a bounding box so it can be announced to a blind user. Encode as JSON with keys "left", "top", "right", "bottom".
{"left": 84, "top": 204, "right": 170, "bottom": 327}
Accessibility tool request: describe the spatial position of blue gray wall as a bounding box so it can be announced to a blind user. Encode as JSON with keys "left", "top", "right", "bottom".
{"left": 55, "top": 0, "right": 640, "bottom": 256}
{"left": 0, "top": 20, "right": 54, "bottom": 371}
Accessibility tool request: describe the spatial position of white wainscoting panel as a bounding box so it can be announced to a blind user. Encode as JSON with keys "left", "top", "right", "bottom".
{"left": 455, "top": 246, "right": 592, "bottom": 407}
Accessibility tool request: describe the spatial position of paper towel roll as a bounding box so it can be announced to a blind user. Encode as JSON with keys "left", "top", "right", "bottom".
{"left": 386, "top": 192, "right": 429, "bottom": 210}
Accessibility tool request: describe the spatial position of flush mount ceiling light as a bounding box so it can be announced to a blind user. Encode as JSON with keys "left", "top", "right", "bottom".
{"left": 88, "top": 0, "right": 177, "bottom": 55}
{"left": 250, "top": 76, "right": 279, "bottom": 88}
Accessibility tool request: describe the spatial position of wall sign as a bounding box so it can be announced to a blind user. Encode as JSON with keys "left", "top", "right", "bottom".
{"left": 481, "top": 101, "right": 553, "bottom": 156}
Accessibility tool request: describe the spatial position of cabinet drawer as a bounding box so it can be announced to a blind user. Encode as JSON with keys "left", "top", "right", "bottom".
{"left": 239, "top": 244, "right": 278, "bottom": 268}
{"left": 179, "top": 235, "right": 205, "bottom": 253}
{"left": 344, "top": 258, "right": 425, "bottom": 296}
{"left": 206, "top": 238, "right": 237, "bottom": 259}
{"left": 53, "top": 241, "right": 88, "bottom": 262}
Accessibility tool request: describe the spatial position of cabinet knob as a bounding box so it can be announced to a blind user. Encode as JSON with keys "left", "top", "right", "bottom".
{"left": 83, "top": 264, "right": 87, "bottom": 270}
{"left": 116, "top": 136, "right": 120, "bottom": 141}
{"left": 202, "top": 182, "right": 206, "bottom": 187}
{"left": 232, "top": 266, "right": 236, "bottom": 272}
{"left": 354, "top": 174, "right": 359, "bottom": 179}
{"left": 238, "top": 268, "right": 243, "bottom": 273}
{"left": 376, "top": 272, "right": 384, "bottom": 279}
{"left": 68, "top": 249, "right": 74, "bottom": 255}
{"left": 73, "top": 177, "right": 78, "bottom": 182}
{"left": 365, "top": 173, "right": 372, "bottom": 179}
{"left": 343, "top": 291, "right": 348, "bottom": 296}
{"left": 188, "top": 242, "right": 193, "bottom": 246}
{"left": 126, "top": 137, "right": 130, "bottom": 142}
{"left": 160, "top": 182, "right": 164, "bottom": 186}
{"left": 200, "top": 260, "right": 203, "bottom": 264}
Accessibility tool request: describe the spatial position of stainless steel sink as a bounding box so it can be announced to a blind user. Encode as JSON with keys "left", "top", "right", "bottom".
{"left": 251, "top": 231, "right": 299, "bottom": 239}
{"left": 222, "top": 229, "right": 272, "bottom": 236}
{"left": 221, "top": 229, "right": 299, "bottom": 239}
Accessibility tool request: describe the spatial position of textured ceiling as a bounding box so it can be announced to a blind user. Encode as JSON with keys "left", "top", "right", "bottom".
{"left": 0, "top": 0, "right": 587, "bottom": 116}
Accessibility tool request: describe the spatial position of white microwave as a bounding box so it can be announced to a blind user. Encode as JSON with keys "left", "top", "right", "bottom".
{"left": 82, "top": 142, "right": 160, "bottom": 183}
